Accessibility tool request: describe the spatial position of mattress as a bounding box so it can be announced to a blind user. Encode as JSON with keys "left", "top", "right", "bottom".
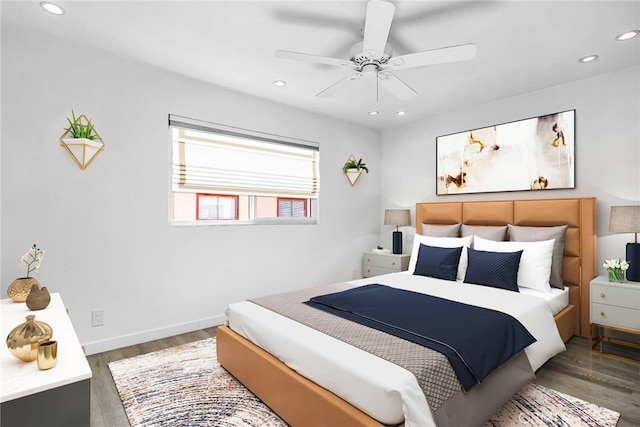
{"left": 519, "top": 285, "right": 569, "bottom": 316}
{"left": 226, "top": 272, "right": 566, "bottom": 427}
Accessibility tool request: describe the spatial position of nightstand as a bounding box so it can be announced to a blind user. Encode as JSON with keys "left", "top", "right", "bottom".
{"left": 590, "top": 275, "right": 640, "bottom": 363}
{"left": 363, "top": 251, "right": 410, "bottom": 278}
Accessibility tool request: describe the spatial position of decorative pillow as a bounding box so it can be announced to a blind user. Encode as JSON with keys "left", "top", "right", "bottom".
{"left": 461, "top": 224, "right": 508, "bottom": 241}
{"left": 464, "top": 248, "right": 523, "bottom": 292}
{"left": 414, "top": 244, "right": 463, "bottom": 281}
{"left": 421, "top": 223, "right": 461, "bottom": 237}
{"left": 473, "top": 236, "right": 555, "bottom": 293}
{"left": 408, "top": 235, "right": 473, "bottom": 280}
{"left": 508, "top": 224, "right": 568, "bottom": 289}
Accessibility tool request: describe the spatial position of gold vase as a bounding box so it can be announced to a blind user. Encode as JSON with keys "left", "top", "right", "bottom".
{"left": 7, "top": 277, "right": 40, "bottom": 303}
{"left": 6, "top": 315, "right": 53, "bottom": 362}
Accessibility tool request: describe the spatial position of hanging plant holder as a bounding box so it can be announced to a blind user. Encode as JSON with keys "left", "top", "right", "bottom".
{"left": 59, "top": 113, "right": 105, "bottom": 171}
{"left": 343, "top": 154, "right": 368, "bottom": 186}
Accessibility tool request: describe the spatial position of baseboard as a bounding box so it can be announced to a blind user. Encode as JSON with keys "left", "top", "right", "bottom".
{"left": 82, "top": 314, "right": 225, "bottom": 355}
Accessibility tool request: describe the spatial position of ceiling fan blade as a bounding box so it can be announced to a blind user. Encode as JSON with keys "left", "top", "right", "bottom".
{"left": 362, "top": 0, "right": 395, "bottom": 60}
{"left": 316, "top": 73, "right": 363, "bottom": 98}
{"left": 378, "top": 71, "right": 417, "bottom": 100}
{"left": 275, "top": 50, "right": 354, "bottom": 68}
{"left": 387, "top": 44, "right": 477, "bottom": 70}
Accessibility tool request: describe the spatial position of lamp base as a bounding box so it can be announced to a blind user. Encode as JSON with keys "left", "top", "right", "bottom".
{"left": 626, "top": 243, "right": 640, "bottom": 282}
{"left": 392, "top": 231, "right": 403, "bottom": 254}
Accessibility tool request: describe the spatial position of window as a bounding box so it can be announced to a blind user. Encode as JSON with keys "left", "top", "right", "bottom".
{"left": 277, "top": 198, "right": 307, "bottom": 217}
{"left": 196, "top": 194, "right": 238, "bottom": 220}
{"left": 169, "top": 115, "right": 319, "bottom": 224}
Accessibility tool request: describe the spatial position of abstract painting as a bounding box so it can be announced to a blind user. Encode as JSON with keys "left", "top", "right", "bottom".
{"left": 436, "top": 110, "right": 575, "bottom": 195}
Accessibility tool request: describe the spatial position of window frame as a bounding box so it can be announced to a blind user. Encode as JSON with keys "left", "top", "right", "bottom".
{"left": 195, "top": 193, "right": 239, "bottom": 221}
{"left": 277, "top": 197, "right": 308, "bottom": 218}
{"left": 169, "top": 114, "right": 319, "bottom": 226}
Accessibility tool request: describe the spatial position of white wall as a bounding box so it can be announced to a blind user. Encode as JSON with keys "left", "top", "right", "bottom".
{"left": 1, "top": 27, "right": 382, "bottom": 354}
{"left": 3, "top": 24, "right": 638, "bottom": 355}
{"left": 380, "top": 65, "right": 640, "bottom": 275}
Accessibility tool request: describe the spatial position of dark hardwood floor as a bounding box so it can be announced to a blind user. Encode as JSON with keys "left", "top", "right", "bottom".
{"left": 88, "top": 330, "right": 639, "bottom": 427}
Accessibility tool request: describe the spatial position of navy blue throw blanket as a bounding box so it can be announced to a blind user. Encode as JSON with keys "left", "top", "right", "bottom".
{"left": 304, "top": 284, "right": 536, "bottom": 391}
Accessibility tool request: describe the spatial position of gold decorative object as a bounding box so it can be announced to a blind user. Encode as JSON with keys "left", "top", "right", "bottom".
{"left": 6, "top": 315, "right": 53, "bottom": 362}
{"left": 7, "top": 277, "right": 40, "bottom": 303}
{"left": 37, "top": 340, "right": 58, "bottom": 370}
{"left": 59, "top": 113, "right": 105, "bottom": 170}
{"left": 26, "top": 284, "right": 51, "bottom": 311}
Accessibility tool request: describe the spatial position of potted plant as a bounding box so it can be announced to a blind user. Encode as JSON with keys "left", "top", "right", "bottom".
{"left": 343, "top": 157, "right": 369, "bottom": 174}
{"left": 64, "top": 110, "right": 101, "bottom": 144}
{"left": 60, "top": 110, "right": 105, "bottom": 170}
{"left": 7, "top": 244, "right": 45, "bottom": 303}
{"left": 343, "top": 156, "right": 368, "bottom": 186}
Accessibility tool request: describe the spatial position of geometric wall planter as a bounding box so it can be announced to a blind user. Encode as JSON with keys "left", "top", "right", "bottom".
{"left": 59, "top": 114, "right": 105, "bottom": 171}
{"left": 343, "top": 154, "right": 367, "bottom": 186}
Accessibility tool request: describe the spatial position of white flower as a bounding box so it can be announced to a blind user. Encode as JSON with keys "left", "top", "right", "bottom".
{"left": 18, "top": 244, "right": 45, "bottom": 278}
{"left": 603, "top": 258, "right": 630, "bottom": 271}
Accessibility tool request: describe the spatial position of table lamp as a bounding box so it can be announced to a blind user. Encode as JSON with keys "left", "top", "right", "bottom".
{"left": 609, "top": 205, "right": 640, "bottom": 282}
{"left": 384, "top": 209, "right": 411, "bottom": 254}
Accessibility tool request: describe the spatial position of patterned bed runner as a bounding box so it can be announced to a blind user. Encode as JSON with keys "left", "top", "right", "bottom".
{"left": 250, "top": 282, "right": 462, "bottom": 412}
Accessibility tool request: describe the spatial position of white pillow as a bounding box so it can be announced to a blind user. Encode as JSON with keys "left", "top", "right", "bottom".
{"left": 408, "top": 234, "right": 473, "bottom": 280}
{"left": 472, "top": 235, "right": 555, "bottom": 293}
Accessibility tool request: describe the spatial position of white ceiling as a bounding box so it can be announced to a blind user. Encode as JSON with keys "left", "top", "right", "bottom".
{"left": 2, "top": 1, "right": 639, "bottom": 130}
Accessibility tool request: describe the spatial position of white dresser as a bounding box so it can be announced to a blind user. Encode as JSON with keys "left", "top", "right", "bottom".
{"left": 1, "top": 293, "right": 92, "bottom": 426}
{"left": 590, "top": 275, "right": 640, "bottom": 363}
{"left": 363, "top": 251, "right": 410, "bottom": 278}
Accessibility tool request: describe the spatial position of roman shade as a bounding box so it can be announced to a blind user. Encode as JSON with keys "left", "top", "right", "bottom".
{"left": 169, "top": 114, "right": 320, "bottom": 198}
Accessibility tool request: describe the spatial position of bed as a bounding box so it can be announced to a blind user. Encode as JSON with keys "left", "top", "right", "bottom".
{"left": 217, "top": 197, "right": 597, "bottom": 427}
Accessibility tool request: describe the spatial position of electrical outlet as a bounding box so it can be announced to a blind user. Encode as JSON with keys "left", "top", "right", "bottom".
{"left": 92, "top": 310, "right": 104, "bottom": 327}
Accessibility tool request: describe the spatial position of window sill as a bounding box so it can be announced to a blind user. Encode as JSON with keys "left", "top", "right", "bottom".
{"left": 169, "top": 218, "right": 318, "bottom": 227}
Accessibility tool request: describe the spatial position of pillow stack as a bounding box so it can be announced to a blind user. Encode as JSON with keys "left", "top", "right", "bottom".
{"left": 410, "top": 222, "right": 568, "bottom": 292}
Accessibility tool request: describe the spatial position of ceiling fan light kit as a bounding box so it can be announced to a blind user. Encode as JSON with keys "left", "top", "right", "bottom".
{"left": 274, "top": 0, "right": 477, "bottom": 101}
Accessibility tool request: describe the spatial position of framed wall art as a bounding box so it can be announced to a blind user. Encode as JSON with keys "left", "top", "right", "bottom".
{"left": 436, "top": 110, "right": 575, "bottom": 195}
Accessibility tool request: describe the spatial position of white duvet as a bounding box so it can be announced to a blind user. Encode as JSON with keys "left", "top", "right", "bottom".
{"left": 226, "top": 272, "right": 566, "bottom": 427}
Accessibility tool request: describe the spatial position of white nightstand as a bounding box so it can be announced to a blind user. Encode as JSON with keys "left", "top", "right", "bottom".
{"left": 363, "top": 251, "right": 410, "bottom": 278}
{"left": 590, "top": 275, "right": 640, "bottom": 363}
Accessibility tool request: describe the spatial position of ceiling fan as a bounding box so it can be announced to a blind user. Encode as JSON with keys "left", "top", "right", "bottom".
{"left": 275, "top": 0, "right": 477, "bottom": 101}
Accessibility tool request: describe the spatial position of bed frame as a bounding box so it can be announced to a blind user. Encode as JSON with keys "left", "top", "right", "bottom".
{"left": 217, "top": 197, "right": 597, "bottom": 427}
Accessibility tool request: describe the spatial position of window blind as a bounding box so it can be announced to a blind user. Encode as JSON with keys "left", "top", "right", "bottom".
{"left": 169, "top": 115, "right": 320, "bottom": 198}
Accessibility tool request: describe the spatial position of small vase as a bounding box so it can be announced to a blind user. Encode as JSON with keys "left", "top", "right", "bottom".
{"left": 26, "top": 284, "right": 51, "bottom": 311}
{"left": 608, "top": 268, "right": 625, "bottom": 283}
{"left": 6, "top": 315, "right": 53, "bottom": 362}
{"left": 7, "top": 277, "right": 40, "bottom": 302}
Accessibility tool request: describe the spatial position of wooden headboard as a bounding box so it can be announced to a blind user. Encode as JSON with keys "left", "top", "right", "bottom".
{"left": 415, "top": 197, "right": 597, "bottom": 338}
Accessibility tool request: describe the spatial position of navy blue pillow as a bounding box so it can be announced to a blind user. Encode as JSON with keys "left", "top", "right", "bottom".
{"left": 464, "top": 248, "right": 523, "bottom": 292}
{"left": 414, "top": 244, "right": 463, "bottom": 281}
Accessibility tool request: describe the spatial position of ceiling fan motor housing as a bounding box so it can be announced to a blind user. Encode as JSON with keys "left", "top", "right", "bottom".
{"left": 349, "top": 41, "right": 392, "bottom": 71}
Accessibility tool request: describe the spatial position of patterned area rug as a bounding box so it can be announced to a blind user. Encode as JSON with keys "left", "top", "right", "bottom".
{"left": 109, "top": 338, "right": 620, "bottom": 427}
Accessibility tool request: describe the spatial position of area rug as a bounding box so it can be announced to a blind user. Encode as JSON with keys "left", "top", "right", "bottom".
{"left": 109, "top": 338, "right": 620, "bottom": 427}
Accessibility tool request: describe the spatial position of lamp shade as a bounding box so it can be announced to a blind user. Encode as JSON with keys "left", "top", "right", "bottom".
{"left": 384, "top": 209, "right": 411, "bottom": 227}
{"left": 609, "top": 206, "right": 640, "bottom": 233}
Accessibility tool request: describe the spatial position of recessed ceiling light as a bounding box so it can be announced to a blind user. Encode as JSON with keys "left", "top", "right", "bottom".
{"left": 40, "top": 2, "right": 65, "bottom": 15}
{"left": 396, "top": 111, "right": 406, "bottom": 116}
{"left": 273, "top": 80, "right": 286, "bottom": 87}
{"left": 368, "top": 111, "right": 379, "bottom": 116}
{"left": 617, "top": 30, "right": 640, "bottom": 41}
{"left": 579, "top": 55, "right": 598, "bottom": 63}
